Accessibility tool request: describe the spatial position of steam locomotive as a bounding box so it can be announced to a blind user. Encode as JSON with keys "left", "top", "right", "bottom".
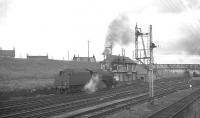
{"left": 54, "top": 68, "right": 117, "bottom": 93}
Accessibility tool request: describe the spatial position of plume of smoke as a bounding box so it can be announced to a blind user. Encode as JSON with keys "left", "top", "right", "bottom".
{"left": 105, "top": 15, "right": 133, "bottom": 47}
{"left": 84, "top": 73, "right": 100, "bottom": 93}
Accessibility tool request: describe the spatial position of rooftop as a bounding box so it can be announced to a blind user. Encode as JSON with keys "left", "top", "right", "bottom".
{"left": 103, "top": 55, "right": 137, "bottom": 64}
{"left": 73, "top": 55, "right": 96, "bottom": 62}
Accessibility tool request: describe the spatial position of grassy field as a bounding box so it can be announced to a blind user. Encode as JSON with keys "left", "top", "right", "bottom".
{"left": 0, "top": 57, "right": 100, "bottom": 92}
{"left": 0, "top": 57, "right": 190, "bottom": 93}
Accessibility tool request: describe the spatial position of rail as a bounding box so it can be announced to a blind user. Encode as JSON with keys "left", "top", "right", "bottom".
{"left": 51, "top": 83, "right": 190, "bottom": 118}
{"left": 0, "top": 78, "right": 191, "bottom": 118}
{"left": 147, "top": 88, "right": 200, "bottom": 118}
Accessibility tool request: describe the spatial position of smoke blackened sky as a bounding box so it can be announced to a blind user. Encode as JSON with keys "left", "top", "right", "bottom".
{"left": 153, "top": 0, "right": 200, "bottom": 56}
{"left": 105, "top": 15, "right": 133, "bottom": 47}
{"left": 177, "top": 23, "right": 200, "bottom": 55}
{"left": 155, "top": 0, "right": 188, "bottom": 13}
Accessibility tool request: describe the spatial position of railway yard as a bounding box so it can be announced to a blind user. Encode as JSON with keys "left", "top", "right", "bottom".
{"left": 1, "top": 76, "right": 200, "bottom": 118}
{"left": 0, "top": 55, "right": 200, "bottom": 118}
{"left": 1, "top": 24, "right": 200, "bottom": 118}
{"left": 1, "top": 0, "right": 200, "bottom": 117}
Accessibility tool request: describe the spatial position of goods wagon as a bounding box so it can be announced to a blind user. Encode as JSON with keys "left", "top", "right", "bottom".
{"left": 54, "top": 68, "right": 116, "bottom": 93}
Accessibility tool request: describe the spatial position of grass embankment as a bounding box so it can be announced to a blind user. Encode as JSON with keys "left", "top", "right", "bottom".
{"left": 0, "top": 57, "right": 100, "bottom": 92}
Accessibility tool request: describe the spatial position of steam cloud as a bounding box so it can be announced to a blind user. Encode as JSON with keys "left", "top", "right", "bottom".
{"left": 105, "top": 15, "right": 133, "bottom": 47}
{"left": 84, "top": 73, "right": 101, "bottom": 93}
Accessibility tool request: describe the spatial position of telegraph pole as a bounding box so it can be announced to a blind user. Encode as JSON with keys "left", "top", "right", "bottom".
{"left": 149, "top": 25, "right": 154, "bottom": 104}
{"left": 88, "top": 40, "right": 89, "bottom": 62}
{"left": 68, "top": 50, "right": 69, "bottom": 61}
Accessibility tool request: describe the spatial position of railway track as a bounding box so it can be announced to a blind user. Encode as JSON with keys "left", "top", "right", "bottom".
{"left": 0, "top": 81, "right": 147, "bottom": 116}
{"left": 51, "top": 82, "right": 190, "bottom": 118}
{"left": 0, "top": 77, "right": 181, "bottom": 108}
{"left": 147, "top": 88, "right": 200, "bottom": 118}
{"left": 0, "top": 80, "right": 147, "bottom": 108}
{"left": 1, "top": 86, "right": 149, "bottom": 118}
{"left": 1, "top": 78, "right": 189, "bottom": 118}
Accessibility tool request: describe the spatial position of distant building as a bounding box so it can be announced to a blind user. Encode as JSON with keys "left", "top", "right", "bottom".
{"left": 27, "top": 54, "right": 48, "bottom": 61}
{"left": 0, "top": 48, "right": 15, "bottom": 58}
{"left": 73, "top": 55, "right": 96, "bottom": 62}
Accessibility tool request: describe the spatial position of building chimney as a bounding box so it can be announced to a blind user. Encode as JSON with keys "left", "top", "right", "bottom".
{"left": 122, "top": 48, "right": 125, "bottom": 56}
{"left": 110, "top": 44, "right": 112, "bottom": 55}
{"left": 122, "top": 48, "right": 123, "bottom": 56}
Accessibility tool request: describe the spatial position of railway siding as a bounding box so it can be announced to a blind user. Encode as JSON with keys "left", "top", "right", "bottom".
{"left": 147, "top": 88, "right": 200, "bottom": 118}
{"left": 49, "top": 84, "right": 187, "bottom": 118}
{"left": 49, "top": 93, "right": 148, "bottom": 118}
{"left": 0, "top": 78, "right": 192, "bottom": 118}
{"left": 107, "top": 87, "right": 200, "bottom": 118}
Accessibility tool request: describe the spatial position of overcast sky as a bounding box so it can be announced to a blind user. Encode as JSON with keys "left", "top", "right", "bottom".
{"left": 0, "top": 0, "right": 200, "bottom": 64}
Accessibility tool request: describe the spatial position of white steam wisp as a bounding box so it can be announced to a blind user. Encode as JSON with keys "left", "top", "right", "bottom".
{"left": 84, "top": 73, "right": 100, "bottom": 93}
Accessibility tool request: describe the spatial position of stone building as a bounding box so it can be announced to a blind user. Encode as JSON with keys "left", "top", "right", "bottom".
{"left": 27, "top": 54, "right": 48, "bottom": 61}
{"left": 73, "top": 55, "right": 96, "bottom": 62}
{"left": 0, "top": 48, "right": 15, "bottom": 58}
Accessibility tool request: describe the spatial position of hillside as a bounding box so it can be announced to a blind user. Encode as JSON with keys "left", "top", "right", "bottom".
{"left": 0, "top": 57, "right": 100, "bottom": 91}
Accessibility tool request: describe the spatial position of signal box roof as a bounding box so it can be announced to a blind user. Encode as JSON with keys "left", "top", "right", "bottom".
{"left": 102, "top": 55, "right": 136, "bottom": 64}
{"left": 61, "top": 68, "right": 89, "bottom": 73}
